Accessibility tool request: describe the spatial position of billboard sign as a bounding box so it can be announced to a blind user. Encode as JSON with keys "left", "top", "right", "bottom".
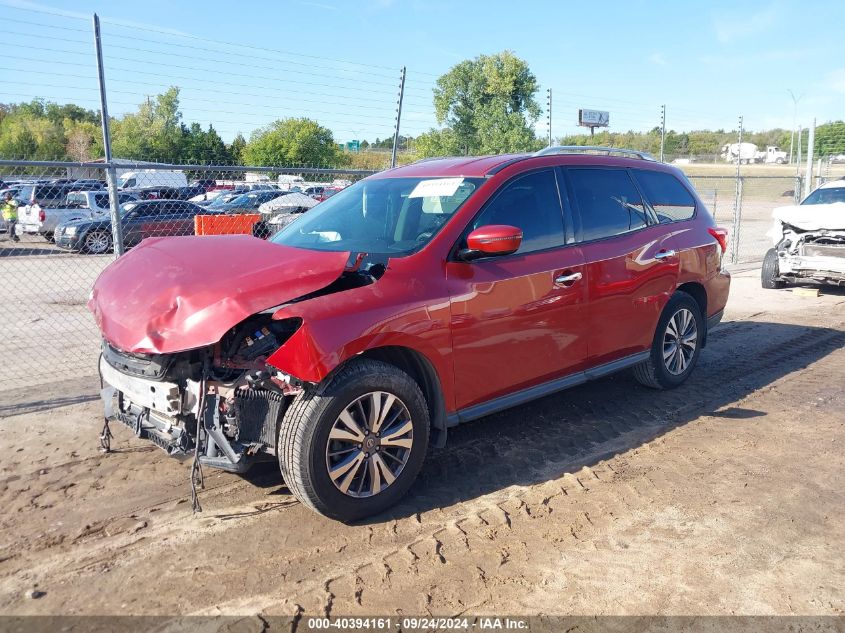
{"left": 578, "top": 109, "right": 610, "bottom": 128}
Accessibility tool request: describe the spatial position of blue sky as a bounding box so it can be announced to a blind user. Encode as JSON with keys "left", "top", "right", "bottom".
{"left": 1, "top": 0, "right": 843, "bottom": 144}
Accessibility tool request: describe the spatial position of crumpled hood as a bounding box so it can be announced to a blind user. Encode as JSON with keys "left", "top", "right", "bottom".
{"left": 771, "top": 202, "right": 845, "bottom": 231}
{"left": 88, "top": 235, "right": 349, "bottom": 354}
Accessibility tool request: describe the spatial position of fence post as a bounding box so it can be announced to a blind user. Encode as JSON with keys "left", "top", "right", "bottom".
{"left": 390, "top": 66, "right": 406, "bottom": 169}
{"left": 730, "top": 116, "right": 743, "bottom": 265}
{"left": 794, "top": 175, "right": 802, "bottom": 204}
{"left": 660, "top": 104, "right": 666, "bottom": 162}
{"left": 804, "top": 118, "right": 815, "bottom": 197}
{"left": 92, "top": 14, "right": 124, "bottom": 256}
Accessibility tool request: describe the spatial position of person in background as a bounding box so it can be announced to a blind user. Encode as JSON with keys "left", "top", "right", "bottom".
{"left": 2, "top": 191, "right": 19, "bottom": 242}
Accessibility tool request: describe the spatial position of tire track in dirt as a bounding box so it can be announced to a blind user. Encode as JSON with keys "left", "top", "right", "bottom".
{"left": 185, "top": 315, "right": 845, "bottom": 615}
{"left": 1, "top": 310, "right": 843, "bottom": 614}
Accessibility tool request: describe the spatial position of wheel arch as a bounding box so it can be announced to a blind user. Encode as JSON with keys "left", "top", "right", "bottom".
{"left": 676, "top": 281, "right": 708, "bottom": 345}
{"left": 352, "top": 345, "right": 448, "bottom": 448}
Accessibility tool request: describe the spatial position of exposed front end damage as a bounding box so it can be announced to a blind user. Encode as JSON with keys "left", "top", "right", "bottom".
{"left": 99, "top": 315, "right": 306, "bottom": 475}
{"left": 768, "top": 203, "right": 845, "bottom": 286}
{"left": 90, "top": 235, "right": 402, "bottom": 488}
{"left": 774, "top": 227, "right": 845, "bottom": 284}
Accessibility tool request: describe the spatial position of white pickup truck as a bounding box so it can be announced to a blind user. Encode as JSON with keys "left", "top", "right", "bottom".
{"left": 18, "top": 190, "right": 138, "bottom": 241}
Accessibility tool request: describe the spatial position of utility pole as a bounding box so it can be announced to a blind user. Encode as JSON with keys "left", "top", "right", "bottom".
{"left": 660, "top": 104, "right": 666, "bottom": 162}
{"left": 731, "top": 115, "right": 743, "bottom": 265}
{"left": 92, "top": 13, "right": 124, "bottom": 256}
{"left": 546, "top": 88, "right": 552, "bottom": 147}
{"left": 796, "top": 126, "right": 803, "bottom": 172}
{"left": 390, "top": 66, "right": 406, "bottom": 169}
{"left": 787, "top": 89, "right": 803, "bottom": 165}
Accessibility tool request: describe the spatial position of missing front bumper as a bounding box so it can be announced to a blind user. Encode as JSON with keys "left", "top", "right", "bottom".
{"left": 778, "top": 253, "right": 845, "bottom": 284}
{"left": 99, "top": 356, "right": 284, "bottom": 473}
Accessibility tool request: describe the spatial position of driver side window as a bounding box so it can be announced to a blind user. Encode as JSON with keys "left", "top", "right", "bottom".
{"left": 470, "top": 169, "right": 565, "bottom": 254}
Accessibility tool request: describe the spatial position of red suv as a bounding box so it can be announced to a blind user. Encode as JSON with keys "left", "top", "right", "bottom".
{"left": 90, "top": 147, "right": 730, "bottom": 521}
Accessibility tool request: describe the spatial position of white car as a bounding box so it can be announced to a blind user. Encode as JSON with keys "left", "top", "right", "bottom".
{"left": 763, "top": 179, "right": 845, "bottom": 288}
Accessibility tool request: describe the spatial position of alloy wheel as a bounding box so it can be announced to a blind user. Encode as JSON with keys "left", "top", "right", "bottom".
{"left": 325, "top": 391, "right": 414, "bottom": 498}
{"left": 85, "top": 231, "right": 110, "bottom": 254}
{"left": 662, "top": 308, "right": 697, "bottom": 375}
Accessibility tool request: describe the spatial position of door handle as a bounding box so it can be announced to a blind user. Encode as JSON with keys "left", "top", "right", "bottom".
{"left": 555, "top": 271, "right": 583, "bottom": 284}
{"left": 654, "top": 250, "right": 677, "bottom": 260}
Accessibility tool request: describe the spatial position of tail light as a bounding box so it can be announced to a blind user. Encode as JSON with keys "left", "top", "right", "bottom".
{"left": 39, "top": 208, "right": 45, "bottom": 222}
{"left": 708, "top": 227, "right": 728, "bottom": 254}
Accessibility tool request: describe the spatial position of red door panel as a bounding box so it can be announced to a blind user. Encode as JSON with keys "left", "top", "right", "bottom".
{"left": 447, "top": 246, "right": 587, "bottom": 410}
{"left": 582, "top": 225, "right": 679, "bottom": 364}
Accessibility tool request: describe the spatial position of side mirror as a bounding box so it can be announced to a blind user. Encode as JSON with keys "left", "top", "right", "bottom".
{"left": 459, "top": 224, "right": 523, "bottom": 261}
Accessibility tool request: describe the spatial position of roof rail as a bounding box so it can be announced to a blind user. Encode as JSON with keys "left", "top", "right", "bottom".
{"left": 534, "top": 145, "right": 657, "bottom": 161}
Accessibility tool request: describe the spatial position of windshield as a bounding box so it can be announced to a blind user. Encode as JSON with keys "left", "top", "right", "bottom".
{"left": 223, "top": 192, "right": 275, "bottom": 208}
{"left": 119, "top": 201, "right": 141, "bottom": 216}
{"left": 802, "top": 186, "right": 845, "bottom": 205}
{"left": 271, "top": 176, "right": 484, "bottom": 255}
{"left": 67, "top": 192, "right": 90, "bottom": 208}
{"left": 18, "top": 185, "right": 34, "bottom": 202}
{"left": 118, "top": 176, "right": 136, "bottom": 188}
{"left": 207, "top": 192, "right": 241, "bottom": 207}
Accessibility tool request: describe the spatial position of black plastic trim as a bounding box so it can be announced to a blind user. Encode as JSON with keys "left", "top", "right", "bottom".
{"left": 445, "top": 351, "right": 650, "bottom": 427}
{"left": 707, "top": 309, "right": 725, "bottom": 331}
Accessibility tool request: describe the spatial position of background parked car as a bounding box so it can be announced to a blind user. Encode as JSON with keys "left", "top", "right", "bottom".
{"left": 174, "top": 185, "right": 207, "bottom": 200}
{"left": 190, "top": 178, "right": 217, "bottom": 191}
{"left": 314, "top": 186, "right": 343, "bottom": 202}
{"left": 206, "top": 190, "right": 283, "bottom": 214}
{"left": 253, "top": 192, "right": 319, "bottom": 238}
{"left": 19, "top": 180, "right": 103, "bottom": 209}
{"left": 189, "top": 190, "right": 231, "bottom": 206}
{"left": 18, "top": 190, "right": 139, "bottom": 241}
{"left": 54, "top": 199, "right": 214, "bottom": 254}
{"left": 125, "top": 186, "right": 182, "bottom": 200}
{"left": 117, "top": 170, "right": 187, "bottom": 189}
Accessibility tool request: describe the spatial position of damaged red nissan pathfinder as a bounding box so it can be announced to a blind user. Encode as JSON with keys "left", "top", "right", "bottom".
{"left": 90, "top": 147, "right": 731, "bottom": 521}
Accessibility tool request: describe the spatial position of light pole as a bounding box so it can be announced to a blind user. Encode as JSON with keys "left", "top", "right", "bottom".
{"left": 787, "top": 89, "right": 803, "bottom": 165}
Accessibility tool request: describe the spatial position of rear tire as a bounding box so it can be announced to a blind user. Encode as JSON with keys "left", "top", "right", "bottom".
{"left": 43, "top": 232, "right": 54, "bottom": 242}
{"left": 278, "top": 359, "right": 429, "bottom": 522}
{"left": 761, "top": 248, "right": 785, "bottom": 289}
{"left": 634, "top": 291, "right": 703, "bottom": 390}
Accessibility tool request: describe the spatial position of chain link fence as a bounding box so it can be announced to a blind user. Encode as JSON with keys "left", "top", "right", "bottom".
{"left": 3, "top": 158, "right": 832, "bottom": 395}
{"left": 687, "top": 174, "right": 802, "bottom": 266}
{"left": 0, "top": 160, "right": 373, "bottom": 393}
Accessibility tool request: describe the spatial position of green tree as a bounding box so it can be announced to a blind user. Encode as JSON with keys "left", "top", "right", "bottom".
{"left": 111, "top": 87, "right": 184, "bottom": 162}
{"left": 816, "top": 121, "right": 845, "bottom": 156}
{"left": 426, "top": 51, "right": 541, "bottom": 156}
{"left": 229, "top": 133, "right": 246, "bottom": 165}
{"left": 65, "top": 119, "right": 102, "bottom": 161}
{"left": 242, "top": 118, "right": 345, "bottom": 167}
{"left": 181, "top": 122, "right": 230, "bottom": 164}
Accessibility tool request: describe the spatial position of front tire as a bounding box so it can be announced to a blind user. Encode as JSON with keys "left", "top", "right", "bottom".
{"left": 278, "top": 359, "right": 430, "bottom": 522}
{"left": 634, "top": 291, "right": 703, "bottom": 390}
{"left": 761, "top": 248, "right": 785, "bottom": 289}
{"left": 83, "top": 230, "right": 112, "bottom": 255}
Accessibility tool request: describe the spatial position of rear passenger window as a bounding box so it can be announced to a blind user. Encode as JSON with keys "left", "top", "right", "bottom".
{"left": 633, "top": 170, "right": 697, "bottom": 222}
{"left": 568, "top": 169, "right": 648, "bottom": 242}
{"left": 470, "top": 169, "right": 565, "bottom": 254}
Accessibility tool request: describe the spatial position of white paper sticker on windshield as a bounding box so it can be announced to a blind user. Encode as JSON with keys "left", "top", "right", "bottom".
{"left": 408, "top": 178, "right": 464, "bottom": 199}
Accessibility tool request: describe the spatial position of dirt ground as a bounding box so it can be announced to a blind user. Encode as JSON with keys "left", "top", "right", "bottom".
{"left": 0, "top": 270, "right": 843, "bottom": 617}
